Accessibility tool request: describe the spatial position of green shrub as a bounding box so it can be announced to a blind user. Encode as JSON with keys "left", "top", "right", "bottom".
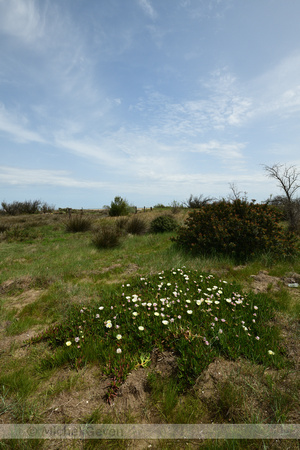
{"left": 150, "top": 215, "right": 178, "bottom": 233}
{"left": 92, "top": 225, "right": 122, "bottom": 249}
{"left": 126, "top": 216, "right": 148, "bottom": 235}
{"left": 172, "top": 199, "right": 298, "bottom": 262}
{"left": 109, "top": 197, "right": 131, "bottom": 217}
{"left": 65, "top": 215, "right": 92, "bottom": 233}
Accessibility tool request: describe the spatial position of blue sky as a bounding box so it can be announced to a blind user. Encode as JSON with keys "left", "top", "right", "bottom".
{"left": 1, "top": 0, "right": 300, "bottom": 208}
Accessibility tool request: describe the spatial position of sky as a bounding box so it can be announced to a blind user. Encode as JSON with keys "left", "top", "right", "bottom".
{"left": 0, "top": 0, "right": 300, "bottom": 209}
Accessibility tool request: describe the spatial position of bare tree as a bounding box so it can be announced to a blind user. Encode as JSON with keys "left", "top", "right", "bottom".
{"left": 228, "top": 183, "right": 248, "bottom": 202}
{"left": 264, "top": 163, "right": 300, "bottom": 232}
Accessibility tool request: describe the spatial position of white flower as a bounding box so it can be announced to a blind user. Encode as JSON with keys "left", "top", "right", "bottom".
{"left": 268, "top": 350, "right": 275, "bottom": 355}
{"left": 162, "top": 320, "right": 169, "bottom": 325}
{"left": 116, "top": 334, "right": 122, "bottom": 340}
{"left": 254, "top": 306, "right": 258, "bottom": 310}
{"left": 132, "top": 312, "right": 138, "bottom": 316}
{"left": 187, "top": 310, "right": 193, "bottom": 314}
{"left": 138, "top": 326, "right": 144, "bottom": 331}
{"left": 66, "top": 341, "right": 72, "bottom": 346}
{"left": 154, "top": 312, "right": 159, "bottom": 316}
{"left": 116, "top": 348, "right": 122, "bottom": 354}
{"left": 99, "top": 306, "right": 104, "bottom": 310}
{"left": 105, "top": 321, "right": 112, "bottom": 328}
{"left": 147, "top": 303, "right": 152, "bottom": 307}
{"left": 186, "top": 300, "right": 191, "bottom": 303}
{"left": 196, "top": 299, "right": 203, "bottom": 306}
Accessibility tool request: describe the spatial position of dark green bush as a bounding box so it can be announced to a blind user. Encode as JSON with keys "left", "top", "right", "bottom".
{"left": 126, "top": 216, "right": 147, "bottom": 235}
{"left": 92, "top": 225, "right": 122, "bottom": 249}
{"left": 150, "top": 215, "right": 178, "bottom": 233}
{"left": 65, "top": 215, "right": 92, "bottom": 233}
{"left": 109, "top": 197, "right": 131, "bottom": 217}
{"left": 172, "top": 199, "right": 298, "bottom": 262}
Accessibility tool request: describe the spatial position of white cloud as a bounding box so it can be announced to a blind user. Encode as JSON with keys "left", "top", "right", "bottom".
{"left": 245, "top": 52, "right": 300, "bottom": 121}
{"left": 0, "top": 0, "right": 43, "bottom": 42}
{"left": 0, "top": 103, "right": 45, "bottom": 143}
{"left": 137, "top": 0, "right": 157, "bottom": 19}
{"left": 0, "top": 166, "right": 107, "bottom": 188}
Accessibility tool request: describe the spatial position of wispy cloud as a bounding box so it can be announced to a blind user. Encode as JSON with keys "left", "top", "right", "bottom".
{"left": 137, "top": 0, "right": 157, "bottom": 19}
{"left": 0, "top": 166, "right": 108, "bottom": 189}
{"left": 0, "top": 103, "right": 45, "bottom": 143}
{"left": 248, "top": 52, "right": 300, "bottom": 120}
{"left": 0, "top": 0, "right": 44, "bottom": 42}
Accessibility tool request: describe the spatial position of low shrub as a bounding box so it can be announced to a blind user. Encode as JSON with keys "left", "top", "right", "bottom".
{"left": 65, "top": 215, "right": 92, "bottom": 233}
{"left": 150, "top": 215, "right": 178, "bottom": 233}
{"left": 29, "top": 267, "right": 284, "bottom": 400}
{"left": 126, "top": 216, "right": 148, "bottom": 235}
{"left": 172, "top": 199, "right": 299, "bottom": 262}
{"left": 92, "top": 225, "right": 122, "bottom": 249}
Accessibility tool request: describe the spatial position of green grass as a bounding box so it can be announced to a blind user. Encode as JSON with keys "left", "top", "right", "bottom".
{"left": 0, "top": 210, "right": 299, "bottom": 448}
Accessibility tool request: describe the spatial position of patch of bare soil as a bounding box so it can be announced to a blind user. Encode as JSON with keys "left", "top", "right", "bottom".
{"left": 0, "top": 327, "right": 43, "bottom": 357}
{"left": 0, "top": 276, "right": 34, "bottom": 295}
{"left": 193, "top": 357, "right": 299, "bottom": 424}
{"left": 0, "top": 288, "right": 45, "bottom": 355}
{"left": 5, "top": 288, "right": 42, "bottom": 311}
{"left": 249, "top": 270, "right": 300, "bottom": 294}
{"left": 40, "top": 349, "right": 178, "bottom": 426}
{"left": 273, "top": 312, "right": 300, "bottom": 371}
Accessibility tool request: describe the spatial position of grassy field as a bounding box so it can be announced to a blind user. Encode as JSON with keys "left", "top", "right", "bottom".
{"left": 0, "top": 209, "right": 299, "bottom": 449}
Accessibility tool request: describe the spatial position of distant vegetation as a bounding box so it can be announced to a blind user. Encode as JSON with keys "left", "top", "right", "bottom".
{"left": 1, "top": 200, "right": 54, "bottom": 215}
